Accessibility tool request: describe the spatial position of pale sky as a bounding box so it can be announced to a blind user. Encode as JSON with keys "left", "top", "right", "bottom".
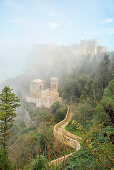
{"left": 0, "top": 0, "right": 114, "bottom": 49}
{"left": 0, "top": 0, "right": 114, "bottom": 80}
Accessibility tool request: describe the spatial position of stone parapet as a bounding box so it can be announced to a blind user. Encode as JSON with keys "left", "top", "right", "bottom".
{"left": 51, "top": 106, "right": 81, "bottom": 166}
{"left": 51, "top": 153, "right": 73, "bottom": 166}
{"left": 53, "top": 107, "right": 81, "bottom": 150}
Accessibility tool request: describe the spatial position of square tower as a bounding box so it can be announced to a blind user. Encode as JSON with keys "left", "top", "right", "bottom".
{"left": 30, "top": 79, "right": 44, "bottom": 98}
{"left": 51, "top": 77, "right": 58, "bottom": 91}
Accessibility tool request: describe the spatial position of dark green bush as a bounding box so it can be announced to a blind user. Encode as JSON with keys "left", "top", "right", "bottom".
{"left": 0, "top": 149, "right": 12, "bottom": 170}
{"left": 30, "top": 155, "right": 49, "bottom": 170}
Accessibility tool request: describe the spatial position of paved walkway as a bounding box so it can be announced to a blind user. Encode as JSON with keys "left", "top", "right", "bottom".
{"left": 51, "top": 106, "right": 81, "bottom": 166}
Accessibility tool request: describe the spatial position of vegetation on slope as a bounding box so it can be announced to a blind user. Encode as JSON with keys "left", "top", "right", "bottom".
{"left": 64, "top": 78, "right": 114, "bottom": 169}
{"left": 0, "top": 51, "right": 114, "bottom": 169}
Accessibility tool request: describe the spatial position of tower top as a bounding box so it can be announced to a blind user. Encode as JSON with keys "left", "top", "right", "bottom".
{"left": 50, "top": 77, "right": 58, "bottom": 91}
{"left": 30, "top": 79, "right": 43, "bottom": 83}
{"left": 51, "top": 77, "right": 58, "bottom": 81}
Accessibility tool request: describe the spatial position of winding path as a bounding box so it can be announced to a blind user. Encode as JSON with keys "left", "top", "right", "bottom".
{"left": 51, "top": 106, "right": 81, "bottom": 166}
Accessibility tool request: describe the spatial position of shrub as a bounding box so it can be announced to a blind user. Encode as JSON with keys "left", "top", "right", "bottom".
{"left": 30, "top": 155, "right": 49, "bottom": 170}
{"left": 55, "top": 107, "right": 67, "bottom": 123}
{"left": 0, "top": 149, "right": 12, "bottom": 170}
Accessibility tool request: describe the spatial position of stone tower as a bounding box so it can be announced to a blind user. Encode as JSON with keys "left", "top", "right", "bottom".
{"left": 51, "top": 77, "right": 58, "bottom": 91}
{"left": 80, "top": 39, "right": 97, "bottom": 56}
{"left": 30, "top": 79, "right": 44, "bottom": 98}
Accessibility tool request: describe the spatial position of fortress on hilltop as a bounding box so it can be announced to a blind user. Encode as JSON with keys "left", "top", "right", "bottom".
{"left": 26, "top": 77, "right": 62, "bottom": 108}
{"left": 80, "top": 39, "right": 107, "bottom": 56}
{"left": 70, "top": 39, "right": 107, "bottom": 56}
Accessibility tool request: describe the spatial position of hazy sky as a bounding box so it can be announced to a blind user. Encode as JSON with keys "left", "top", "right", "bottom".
{"left": 0, "top": 0, "right": 114, "bottom": 81}
{"left": 0, "top": 0, "right": 114, "bottom": 49}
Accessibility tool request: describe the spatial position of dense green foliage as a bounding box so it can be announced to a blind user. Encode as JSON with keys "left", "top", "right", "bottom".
{"left": 0, "top": 86, "right": 20, "bottom": 170}
{"left": 60, "top": 72, "right": 89, "bottom": 101}
{"left": 61, "top": 54, "right": 112, "bottom": 103}
{"left": 55, "top": 107, "right": 67, "bottom": 123}
{"left": 0, "top": 149, "right": 12, "bottom": 170}
{"left": 62, "top": 147, "right": 103, "bottom": 170}
{"left": 51, "top": 101, "right": 67, "bottom": 123}
{"left": 64, "top": 79, "right": 114, "bottom": 169}
{"left": 0, "top": 52, "right": 113, "bottom": 169}
{"left": 7, "top": 101, "right": 69, "bottom": 168}
{"left": 30, "top": 155, "right": 49, "bottom": 170}
{"left": 0, "top": 86, "right": 20, "bottom": 150}
{"left": 51, "top": 101, "right": 60, "bottom": 114}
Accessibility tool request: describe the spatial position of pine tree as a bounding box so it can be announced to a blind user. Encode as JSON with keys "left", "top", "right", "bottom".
{"left": 0, "top": 86, "right": 21, "bottom": 151}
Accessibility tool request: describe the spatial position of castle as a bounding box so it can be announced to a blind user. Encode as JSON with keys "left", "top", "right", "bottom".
{"left": 80, "top": 39, "right": 107, "bottom": 56}
{"left": 71, "top": 39, "right": 107, "bottom": 56}
{"left": 26, "top": 77, "right": 62, "bottom": 108}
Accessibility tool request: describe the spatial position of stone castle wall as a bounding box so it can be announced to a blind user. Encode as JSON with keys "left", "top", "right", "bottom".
{"left": 26, "top": 77, "right": 61, "bottom": 108}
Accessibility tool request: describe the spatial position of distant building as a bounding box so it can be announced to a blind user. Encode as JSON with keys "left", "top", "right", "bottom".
{"left": 71, "top": 39, "right": 107, "bottom": 56}
{"left": 80, "top": 39, "right": 98, "bottom": 56}
{"left": 97, "top": 45, "right": 107, "bottom": 54}
{"left": 26, "top": 77, "right": 62, "bottom": 108}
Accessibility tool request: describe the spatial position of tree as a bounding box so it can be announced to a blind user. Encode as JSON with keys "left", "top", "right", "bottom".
{"left": 0, "top": 86, "right": 20, "bottom": 151}
{"left": 60, "top": 71, "right": 88, "bottom": 101}
{"left": 97, "top": 53, "right": 110, "bottom": 91}
{"left": 51, "top": 101, "right": 60, "bottom": 114}
{"left": 93, "top": 79, "right": 114, "bottom": 127}
{"left": 55, "top": 107, "right": 67, "bottom": 123}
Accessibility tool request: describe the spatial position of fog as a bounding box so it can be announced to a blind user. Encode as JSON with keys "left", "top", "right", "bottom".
{"left": 0, "top": 0, "right": 114, "bottom": 89}
{"left": 0, "top": 1, "right": 114, "bottom": 168}
{"left": 0, "top": 44, "right": 33, "bottom": 81}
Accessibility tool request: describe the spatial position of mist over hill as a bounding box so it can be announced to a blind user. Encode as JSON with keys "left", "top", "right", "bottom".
{"left": 1, "top": 43, "right": 112, "bottom": 95}
{"left": 0, "top": 43, "right": 113, "bottom": 126}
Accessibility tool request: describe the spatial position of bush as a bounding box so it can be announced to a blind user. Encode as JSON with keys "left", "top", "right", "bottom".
{"left": 63, "top": 147, "right": 103, "bottom": 170}
{"left": 93, "top": 103, "right": 109, "bottom": 126}
{"left": 30, "top": 155, "right": 49, "bottom": 170}
{"left": 51, "top": 101, "right": 60, "bottom": 114}
{"left": 0, "top": 149, "right": 12, "bottom": 170}
{"left": 55, "top": 107, "right": 67, "bottom": 123}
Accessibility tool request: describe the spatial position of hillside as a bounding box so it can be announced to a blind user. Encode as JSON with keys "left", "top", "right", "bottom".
{"left": 0, "top": 47, "right": 114, "bottom": 169}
